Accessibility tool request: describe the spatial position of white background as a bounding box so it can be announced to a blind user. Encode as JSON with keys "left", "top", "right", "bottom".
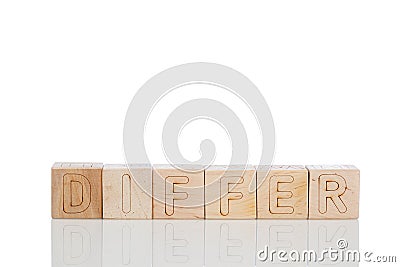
{"left": 0, "top": 1, "right": 399, "bottom": 266}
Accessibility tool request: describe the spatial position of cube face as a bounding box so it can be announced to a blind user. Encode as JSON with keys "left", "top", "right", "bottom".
{"left": 205, "top": 166, "right": 256, "bottom": 219}
{"left": 102, "top": 164, "right": 152, "bottom": 219}
{"left": 152, "top": 166, "right": 205, "bottom": 219}
{"left": 257, "top": 165, "right": 308, "bottom": 219}
{"left": 52, "top": 163, "right": 103, "bottom": 219}
{"left": 307, "top": 165, "right": 360, "bottom": 219}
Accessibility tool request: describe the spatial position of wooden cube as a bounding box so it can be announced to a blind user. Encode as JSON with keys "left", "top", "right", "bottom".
{"left": 307, "top": 165, "right": 360, "bottom": 219}
{"left": 152, "top": 165, "right": 205, "bottom": 219}
{"left": 205, "top": 165, "right": 256, "bottom": 219}
{"left": 257, "top": 165, "right": 308, "bottom": 219}
{"left": 52, "top": 162, "right": 103, "bottom": 219}
{"left": 102, "top": 164, "right": 152, "bottom": 219}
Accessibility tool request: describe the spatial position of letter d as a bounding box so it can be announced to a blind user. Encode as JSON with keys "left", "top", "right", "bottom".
{"left": 63, "top": 173, "right": 91, "bottom": 213}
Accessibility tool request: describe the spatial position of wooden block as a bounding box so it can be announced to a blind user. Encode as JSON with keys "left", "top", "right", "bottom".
{"left": 205, "top": 165, "right": 256, "bottom": 219}
{"left": 257, "top": 165, "right": 308, "bottom": 219}
{"left": 307, "top": 165, "right": 360, "bottom": 219}
{"left": 102, "top": 164, "right": 152, "bottom": 219}
{"left": 152, "top": 165, "right": 204, "bottom": 219}
{"left": 52, "top": 162, "right": 103, "bottom": 219}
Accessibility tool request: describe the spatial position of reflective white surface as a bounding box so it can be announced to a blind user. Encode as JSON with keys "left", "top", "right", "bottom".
{"left": 52, "top": 220, "right": 359, "bottom": 267}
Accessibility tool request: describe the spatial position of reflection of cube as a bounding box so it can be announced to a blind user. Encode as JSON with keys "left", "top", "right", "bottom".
{"left": 103, "top": 220, "right": 152, "bottom": 266}
{"left": 52, "top": 219, "right": 102, "bottom": 267}
{"left": 307, "top": 165, "right": 360, "bottom": 219}
{"left": 52, "top": 163, "right": 103, "bottom": 219}
{"left": 103, "top": 164, "right": 152, "bottom": 219}
{"left": 153, "top": 220, "right": 204, "bottom": 266}
{"left": 205, "top": 166, "right": 256, "bottom": 219}
{"left": 257, "top": 165, "right": 308, "bottom": 219}
{"left": 206, "top": 220, "right": 256, "bottom": 266}
{"left": 153, "top": 165, "right": 205, "bottom": 219}
{"left": 256, "top": 220, "right": 307, "bottom": 266}
{"left": 308, "top": 220, "right": 359, "bottom": 267}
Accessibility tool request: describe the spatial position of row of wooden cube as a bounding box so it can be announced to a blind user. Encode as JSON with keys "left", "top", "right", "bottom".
{"left": 52, "top": 163, "right": 360, "bottom": 219}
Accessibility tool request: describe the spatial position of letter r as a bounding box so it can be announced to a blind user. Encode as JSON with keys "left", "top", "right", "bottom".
{"left": 318, "top": 174, "right": 347, "bottom": 214}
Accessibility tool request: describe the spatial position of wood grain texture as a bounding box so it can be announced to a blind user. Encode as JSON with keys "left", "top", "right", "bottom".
{"left": 307, "top": 165, "right": 360, "bottom": 219}
{"left": 152, "top": 165, "right": 205, "bottom": 219}
{"left": 257, "top": 165, "right": 308, "bottom": 219}
{"left": 52, "top": 162, "right": 103, "bottom": 219}
{"left": 103, "top": 164, "right": 152, "bottom": 219}
{"left": 205, "top": 165, "right": 256, "bottom": 219}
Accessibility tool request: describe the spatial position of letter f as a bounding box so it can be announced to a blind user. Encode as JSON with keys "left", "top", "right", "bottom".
{"left": 165, "top": 176, "right": 189, "bottom": 216}
{"left": 220, "top": 176, "right": 244, "bottom": 216}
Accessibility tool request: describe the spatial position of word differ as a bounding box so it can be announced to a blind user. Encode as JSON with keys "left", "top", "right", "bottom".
{"left": 51, "top": 163, "right": 360, "bottom": 219}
